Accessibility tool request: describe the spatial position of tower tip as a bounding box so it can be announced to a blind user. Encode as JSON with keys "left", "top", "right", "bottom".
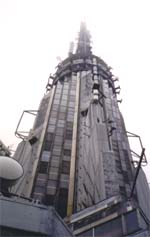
{"left": 76, "top": 22, "right": 92, "bottom": 57}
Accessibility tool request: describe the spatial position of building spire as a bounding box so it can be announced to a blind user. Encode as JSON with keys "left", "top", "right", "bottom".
{"left": 76, "top": 22, "right": 92, "bottom": 57}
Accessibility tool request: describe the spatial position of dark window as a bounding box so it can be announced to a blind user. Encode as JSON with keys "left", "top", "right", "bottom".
{"left": 113, "top": 147, "right": 120, "bottom": 152}
{"left": 57, "top": 188, "right": 68, "bottom": 218}
{"left": 63, "top": 149, "right": 71, "bottom": 156}
{"left": 43, "top": 140, "right": 52, "bottom": 151}
{"left": 36, "top": 178, "right": 46, "bottom": 186}
{"left": 65, "top": 130, "right": 73, "bottom": 140}
{"left": 47, "top": 179, "right": 57, "bottom": 187}
{"left": 43, "top": 194, "right": 54, "bottom": 205}
{"left": 34, "top": 185, "right": 45, "bottom": 193}
{"left": 123, "top": 171, "right": 129, "bottom": 183}
{"left": 123, "top": 149, "right": 132, "bottom": 174}
{"left": 115, "top": 160, "right": 121, "bottom": 167}
{"left": 119, "top": 186, "right": 126, "bottom": 197}
{"left": 62, "top": 161, "right": 70, "bottom": 174}
{"left": 115, "top": 160, "right": 122, "bottom": 173}
{"left": 66, "top": 121, "right": 73, "bottom": 128}
{"left": 39, "top": 161, "right": 48, "bottom": 174}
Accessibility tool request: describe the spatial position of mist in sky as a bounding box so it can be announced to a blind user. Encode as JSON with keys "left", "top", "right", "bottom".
{"left": 0, "top": 0, "right": 150, "bottom": 182}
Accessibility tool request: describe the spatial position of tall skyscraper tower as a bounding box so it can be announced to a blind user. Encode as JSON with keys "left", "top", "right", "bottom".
{"left": 13, "top": 23, "right": 150, "bottom": 236}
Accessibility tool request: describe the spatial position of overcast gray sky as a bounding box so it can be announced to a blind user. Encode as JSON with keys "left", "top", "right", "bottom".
{"left": 0, "top": 0, "right": 150, "bottom": 182}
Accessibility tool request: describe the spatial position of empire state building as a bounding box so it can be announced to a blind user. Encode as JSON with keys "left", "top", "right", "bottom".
{"left": 10, "top": 22, "right": 150, "bottom": 236}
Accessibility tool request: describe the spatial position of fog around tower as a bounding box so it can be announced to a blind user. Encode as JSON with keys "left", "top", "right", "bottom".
{"left": 0, "top": 0, "right": 150, "bottom": 183}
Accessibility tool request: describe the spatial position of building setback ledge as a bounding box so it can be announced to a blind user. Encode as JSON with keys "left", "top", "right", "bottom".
{"left": 0, "top": 195, "right": 73, "bottom": 236}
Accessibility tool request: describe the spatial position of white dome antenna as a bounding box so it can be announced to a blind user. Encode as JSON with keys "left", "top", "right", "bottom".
{"left": 0, "top": 156, "right": 23, "bottom": 197}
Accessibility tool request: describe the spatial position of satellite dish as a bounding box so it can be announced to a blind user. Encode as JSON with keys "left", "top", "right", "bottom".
{"left": 0, "top": 156, "right": 23, "bottom": 196}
